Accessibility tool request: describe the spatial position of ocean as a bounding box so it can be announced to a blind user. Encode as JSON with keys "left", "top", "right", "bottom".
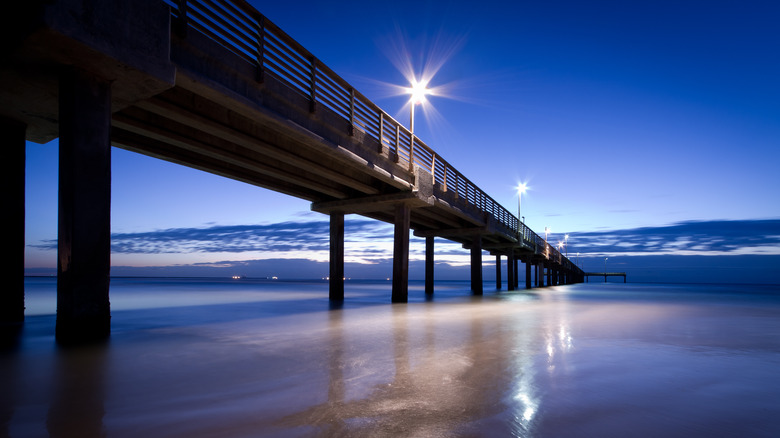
{"left": 3, "top": 278, "right": 780, "bottom": 437}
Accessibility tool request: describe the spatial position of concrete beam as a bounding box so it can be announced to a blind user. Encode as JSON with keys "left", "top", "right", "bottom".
{"left": 112, "top": 113, "right": 350, "bottom": 199}
{"left": 133, "top": 98, "right": 382, "bottom": 196}
{"left": 312, "top": 191, "right": 433, "bottom": 215}
{"left": 430, "top": 198, "right": 488, "bottom": 228}
{"left": 413, "top": 226, "right": 488, "bottom": 239}
{"left": 56, "top": 68, "right": 112, "bottom": 345}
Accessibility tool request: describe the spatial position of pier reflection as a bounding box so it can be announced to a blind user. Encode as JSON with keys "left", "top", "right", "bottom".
{"left": 276, "top": 296, "right": 544, "bottom": 436}
{"left": 46, "top": 345, "right": 108, "bottom": 438}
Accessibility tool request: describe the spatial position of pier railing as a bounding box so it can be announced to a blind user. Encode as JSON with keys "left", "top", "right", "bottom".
{"left": 165, "top": 0, "right": 565, "bottom": 263}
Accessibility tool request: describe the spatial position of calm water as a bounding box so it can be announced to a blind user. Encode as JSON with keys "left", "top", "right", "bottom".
{"left": 3, "top": 278, "right": 780, "bottom": 437}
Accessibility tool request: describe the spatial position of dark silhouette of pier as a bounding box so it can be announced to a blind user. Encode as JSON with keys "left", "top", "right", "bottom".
{"left": 1, "top": 0, "right": 584, "bottom": 343}
{"left": 585, "top": 272, "right": 627, "bottom": 283}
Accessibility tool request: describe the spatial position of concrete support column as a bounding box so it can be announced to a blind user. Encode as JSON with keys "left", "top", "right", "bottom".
{"left": 392, "top": 203, "right": 410, "bottom": 303}
{"left": 536, "top": 263, "right": 542, "bottom": 287}
{"left": 547, "top": 265, "right": 553, "bottom": 286}
{"left": 507, "top": 253, "right": 514, "bottom": 291}
{"left": 425, "top": 236, "right": 434, "bottom": 295}
{"left": 495, "top": 255, "right": 502, "bottom": 290}
{"left": 0, "top": 117, "right": 26, "bottom": 326}
{"left": 551, "top": 268, "right": 556, "bottom": 286}
{"left": 56, "top": 68, "right": 112, "bottom": 344}
{"left": 329, "top": 211, "right": 344, "bottom": 301}
{"left": 513, "top": 257, "right": 519, "bottom": 289}
{"left": 470, "top": 235, "right": 482, "bottom": 295}
{"left": 526, "top": 261, "right": 532, "bottom": 289}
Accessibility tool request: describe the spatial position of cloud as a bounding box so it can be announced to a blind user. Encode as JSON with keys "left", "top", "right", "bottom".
{"left": 31, "top": 218, "right": 780, "bottom": 259}
{"left": 568, "top": 219, "right": 780, "bottom": 257}
{"left": 27, "top": 218, "right": 780, "bottom": 283}
{"left": 32, "top": 219, "right": 393, "bottom": 255}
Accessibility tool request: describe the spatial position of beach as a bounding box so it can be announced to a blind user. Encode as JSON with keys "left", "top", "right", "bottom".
{"left": 3, "top": 278, "right": 780, "bottom": 437}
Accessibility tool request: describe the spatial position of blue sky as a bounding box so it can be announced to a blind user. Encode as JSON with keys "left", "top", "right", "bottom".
{"left": 24, "top": 0, "right": 780, "bottom": 283}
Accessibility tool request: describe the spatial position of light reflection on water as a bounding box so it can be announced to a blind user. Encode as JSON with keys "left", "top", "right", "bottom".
{"left": 3, "top": 279, "right": 780, "bottom": 437}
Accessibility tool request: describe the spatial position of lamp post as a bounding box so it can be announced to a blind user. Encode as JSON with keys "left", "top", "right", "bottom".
{"left": 604, "top": 257, "right": 608, "bottom": 283}
{"left": 516, "top": 182, "right": 527, "bottom": 232}
{"left": 564, "top": 234, "right": 569, "bottom": 257}
{"left": 408, "top": 78, "right": 429, "bottom": 135}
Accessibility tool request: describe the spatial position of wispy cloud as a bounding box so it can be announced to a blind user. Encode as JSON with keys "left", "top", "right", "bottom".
{"left": 30, "top": 219, "right": 780, "bottom": 268}
{"left": 568, "top": 219, "right": 780, "bottom": 257}
{"left": 32, "top": 220, "right": 392, "bottom": 255}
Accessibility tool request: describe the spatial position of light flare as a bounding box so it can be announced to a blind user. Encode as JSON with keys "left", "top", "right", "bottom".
{"left": 408, "top": 78, "right": 430, "bottom": 105}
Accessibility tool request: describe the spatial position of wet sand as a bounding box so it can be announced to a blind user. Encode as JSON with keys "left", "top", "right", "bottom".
{"left": 3, "top": 279, "right": 780, "bottom": 437}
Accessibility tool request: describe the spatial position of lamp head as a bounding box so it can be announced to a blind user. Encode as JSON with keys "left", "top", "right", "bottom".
{"left": 517, "top": 182, "right": 528, "bottom": 194}
{"left": 409, "top": 78, "right": 429, "bottom": 105}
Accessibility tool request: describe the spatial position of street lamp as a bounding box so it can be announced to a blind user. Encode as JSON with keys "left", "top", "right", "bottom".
{"left": 545, "top": 226, "right": 550, "bottom": 241}
{"left": 516, "top": 182, "right": 528, "bottom": 232}
{"left": 408, "top": 78, "right": 429, "bottom": 135}
{"left": 564, "top": 234, "right": 569, "bottom": 257}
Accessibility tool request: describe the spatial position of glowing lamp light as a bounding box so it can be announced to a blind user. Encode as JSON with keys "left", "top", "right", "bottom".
{"left": 408, "top": 78, "right": 429, "bottom": 105}
{"left": 408, "top": 78, "right": 430, "bottom": 135}
{"left": 517, "top": 182, "right": 528, "bottom": 195}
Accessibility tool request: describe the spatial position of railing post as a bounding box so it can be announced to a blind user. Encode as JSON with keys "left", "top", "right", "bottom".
{"left": 348, "top": 88, "right": 355, "bottom": 136}
{"left": 430, "top": 153, "right": 436, "bottom": 184}
{"left": 454, "top": 173, "right": 459, "bottom": 199}
{"left": 442, "top": 164, "right": 447, "bottom": 192}
{"left": 378, "top": 112, "right": 384, "bottom": 152}
{"left": 255, "top": 16, "right": 265, "bottom": 83}
{"left": 309, "top": 57, "right": 317, "bottom": 113}
{"left": 408, "top": 135, "right": 415, "bottom": 172}
{"left": 394, "top": 125, "right": 400, "bottom": 163}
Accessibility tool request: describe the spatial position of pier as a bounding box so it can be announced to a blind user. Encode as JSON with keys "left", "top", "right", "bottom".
{"left": 2, "top": 0, "right": 584, "bottom": 343}
{"left": 585, "top": 272, "right": 627, "bottom": 283}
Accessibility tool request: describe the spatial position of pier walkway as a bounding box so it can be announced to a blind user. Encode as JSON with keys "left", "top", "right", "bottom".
{"left": 2, "top": 0, "right": 583, "bottom": 343}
